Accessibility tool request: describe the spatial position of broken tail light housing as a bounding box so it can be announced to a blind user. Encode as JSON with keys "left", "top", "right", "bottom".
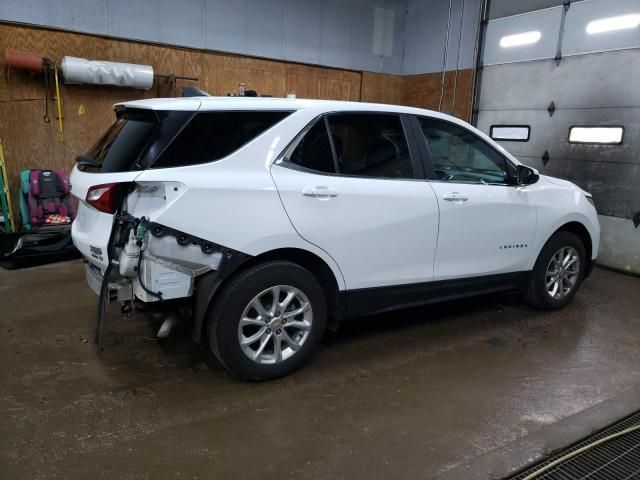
{"left": 86, "top": 183, "right": 120, "bottom": 213}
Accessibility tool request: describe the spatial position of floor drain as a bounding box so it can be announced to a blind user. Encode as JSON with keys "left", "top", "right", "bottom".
{"left": 509, "top": 410, "right": 640, "bottom": 479}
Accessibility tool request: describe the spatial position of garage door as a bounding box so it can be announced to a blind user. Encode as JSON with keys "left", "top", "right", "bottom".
{"left": 474, "top": 0, "right": 640, "bottom": 273}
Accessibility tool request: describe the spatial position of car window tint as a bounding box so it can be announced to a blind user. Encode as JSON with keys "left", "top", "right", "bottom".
{"left": 418, "top": 118, "right": 509, "bottom": 184}
{"left": 153, "top": 111, "right": 291, "bottom": 169}
{"left": 327, "top": 113, "right": 414, "bottom": 179}
{"left": 84, "top": 111, "right": 155, "bottom": 173}
{"left": 288, "top": 118, "right": 336, "bottom": 174}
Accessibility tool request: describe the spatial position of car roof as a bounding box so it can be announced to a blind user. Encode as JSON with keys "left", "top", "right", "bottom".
{"left": 116, "top": 96, "right": 448, "bottom": 118}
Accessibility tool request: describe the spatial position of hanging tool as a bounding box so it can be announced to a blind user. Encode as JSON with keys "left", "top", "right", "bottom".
{"left": 0, "top": 139, "right": 16, "bottom": 233}
{"left": 3, "top": 49, "right": 54, "bottom": 123}
{"left": 42, "top": 59, "right": 53, "bottom": 123}
{"left": 54, "top": 64, "right": 64, "bottom": 142}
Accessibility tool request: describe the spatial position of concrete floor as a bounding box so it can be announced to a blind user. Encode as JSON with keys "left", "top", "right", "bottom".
{"left": 1, "top": 261, "right": 639, "bottom": 480}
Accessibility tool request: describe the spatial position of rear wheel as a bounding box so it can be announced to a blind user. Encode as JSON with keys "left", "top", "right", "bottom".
{"left": 208, "top": 261, "right": 326, "bottom": 381}
{"left": 524, "top": 231, "right": 586, "bottom": 310}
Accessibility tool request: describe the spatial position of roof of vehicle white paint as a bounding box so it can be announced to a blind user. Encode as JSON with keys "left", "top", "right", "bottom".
{"left": 116, "top": 96, "right": 441, "bottom": 117}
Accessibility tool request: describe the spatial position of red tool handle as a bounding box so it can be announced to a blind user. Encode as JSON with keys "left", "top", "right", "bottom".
{"left": 4, "top": 49, "right": 43, "bottom": 73}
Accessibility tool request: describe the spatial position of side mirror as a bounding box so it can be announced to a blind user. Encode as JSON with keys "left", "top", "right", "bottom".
{"left": 516, "top": 165, "right": 539, "bottom": 185}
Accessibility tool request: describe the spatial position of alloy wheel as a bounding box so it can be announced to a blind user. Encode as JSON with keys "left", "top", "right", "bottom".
{"left": 545, "top": 246, "right": 580, "bottom": 300}
{"left": 237, "top": 285, "right": 313, "bottom": 364}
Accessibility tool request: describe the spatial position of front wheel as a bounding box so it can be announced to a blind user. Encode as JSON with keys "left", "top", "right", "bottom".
{"left": 524, "top": 231, "right": 586, "bottom": 310}
{"left": 208, "top": 261, "right": 327, "bottom": 381}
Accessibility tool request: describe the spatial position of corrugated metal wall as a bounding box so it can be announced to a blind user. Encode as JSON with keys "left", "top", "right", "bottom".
{"left": 475, "top": 0, "right": 640, "bottom": 273}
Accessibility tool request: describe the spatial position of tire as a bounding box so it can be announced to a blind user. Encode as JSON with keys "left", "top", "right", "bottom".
{"left": 208, "top": 261, "right": 327, "bottom": 381}
{"left": 524, "top": 231, "right": 586, "bottom": 310}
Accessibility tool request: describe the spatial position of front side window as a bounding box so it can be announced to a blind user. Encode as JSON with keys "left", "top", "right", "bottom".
{"left": 326, "top": 113, "right": 414, "bottom": 179}
{"left": 418, "top": 118, "right": 512, "bottom": 184}
{"left": 152, "top": 111, "right": 291, "bottom": 169}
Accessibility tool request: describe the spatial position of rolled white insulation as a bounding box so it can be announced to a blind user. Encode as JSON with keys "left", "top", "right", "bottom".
{"left": 60, "top": 56, "right": 154, "bottom": 89}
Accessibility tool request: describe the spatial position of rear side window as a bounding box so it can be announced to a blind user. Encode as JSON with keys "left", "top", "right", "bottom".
{"left": 326, "top": 113, "right": 413, "bottom": 179}
{"left": 152, "top": 111, "right": 291, "bottom": 169}
{"left": 287, "top": 118, "right": 336, "bottom": 174}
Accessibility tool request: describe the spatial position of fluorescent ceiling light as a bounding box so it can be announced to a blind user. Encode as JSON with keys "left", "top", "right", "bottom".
{"left": 586, "top": 13, "right": 640, "bottom": 34}
{"left": 500, "top": 31, "right": 541, "bottom": 48}
{"left": 569, "top": 127, "right": 624, "bottom": 145}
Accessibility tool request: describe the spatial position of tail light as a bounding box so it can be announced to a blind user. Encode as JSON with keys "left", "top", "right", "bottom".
{"left": 86, "top": 183, "right": 119, "bottom": 213}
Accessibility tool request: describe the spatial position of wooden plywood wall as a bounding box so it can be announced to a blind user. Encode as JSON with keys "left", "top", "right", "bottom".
{"left": 0, "top": 23, "right": 473, "bottom": 226}
{"left": 402, "top": 69, "right": 474, "bottom": 120}
{"left": 361, "top": 70, "right": 474, "bottom": 119}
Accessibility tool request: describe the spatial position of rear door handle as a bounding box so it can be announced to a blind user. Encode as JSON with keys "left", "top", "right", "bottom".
{"left": 302, "top": 187, "right": 339, "bottom": 199}
{"left": 442, "top": 192, "right": 469, "bottom": 202}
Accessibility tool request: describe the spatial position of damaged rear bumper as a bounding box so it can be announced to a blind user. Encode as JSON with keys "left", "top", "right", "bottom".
{"left": 85, "top": 261, "right": 133, "bottom": 303}
{"left": 89, "top": 215, "right": 250, "bottom": 306}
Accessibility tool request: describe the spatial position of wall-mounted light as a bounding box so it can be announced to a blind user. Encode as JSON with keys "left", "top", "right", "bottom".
{"left": 499, "top": 31, "right": 542, "bottom": 48}
{"left": 586, "top": 13, "right": 640, "bottom": 34}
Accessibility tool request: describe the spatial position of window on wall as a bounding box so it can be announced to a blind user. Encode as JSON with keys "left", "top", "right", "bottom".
{"left": 418, "top": 117, "right": 513, "bottom": 184}
{"left": 499, "top": 30, "right": 541, "bottom": 48}
{"left": 586, "top": 14, "right": 640, "bottom": 34}
{"left": 568, "top": 126, "right": 624, "bottom": 145}
{"left": 490, "top": 125, "right": 530, "bottom": 142}
{"left": 326, "top": 113, "right": 414, "bottom": 179}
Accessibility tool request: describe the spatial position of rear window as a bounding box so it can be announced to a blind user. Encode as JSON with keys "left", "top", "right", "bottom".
{"left": 151, "top": 111, "right": 291, "bottom": 169}
{"left": 80, "top": 109, "right": 191, "bottom": 173}
{"left": 79, "top": 109, "right": 291, "bottom": 172}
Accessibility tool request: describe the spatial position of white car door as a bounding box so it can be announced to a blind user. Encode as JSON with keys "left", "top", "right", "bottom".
{"left": 415, "top": 116, "right": 537, "bottom": 281}
{"left": 270, "top": 113, "right": 439, "bottom": 290}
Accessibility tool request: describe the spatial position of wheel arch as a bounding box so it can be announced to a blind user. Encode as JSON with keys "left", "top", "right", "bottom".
{"left": 192, "top": 247, "right": 343, "bottom": 344}
{"left": 550, "top": 221, "right": 595, "bottom": 278}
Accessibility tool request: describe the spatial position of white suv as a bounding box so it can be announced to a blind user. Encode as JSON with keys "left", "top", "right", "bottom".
{"left": 71, "top": 97, "right": 600, "bottom": 380}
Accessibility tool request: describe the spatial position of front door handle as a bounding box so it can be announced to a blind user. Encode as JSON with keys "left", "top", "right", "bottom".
{"left": 302, "top": 187, "right": 339, "bottom": 199}
{"left": 442, "top": 192, "right": 469, "bottom": 203}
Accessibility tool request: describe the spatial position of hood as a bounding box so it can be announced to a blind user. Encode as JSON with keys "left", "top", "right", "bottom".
{"left": 541, "top": 174, "right": 591, "bottom": 196}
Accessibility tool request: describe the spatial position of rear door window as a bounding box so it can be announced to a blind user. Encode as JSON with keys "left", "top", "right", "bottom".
{"left": 286, "top": 118, "right": 337, "bottom": 174}
{"left": 326, "top": 113, "right": 414, "bottom": 179}
{"left": 152, "top": 111, "right": 291, "bottom": 169}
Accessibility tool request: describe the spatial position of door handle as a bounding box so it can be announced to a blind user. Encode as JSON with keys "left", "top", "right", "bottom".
{"left": 442, "top": 192, "right": 468, "bottom": 202}
{"left": 302, "top": 187, "right": 339, "bottom": 199}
